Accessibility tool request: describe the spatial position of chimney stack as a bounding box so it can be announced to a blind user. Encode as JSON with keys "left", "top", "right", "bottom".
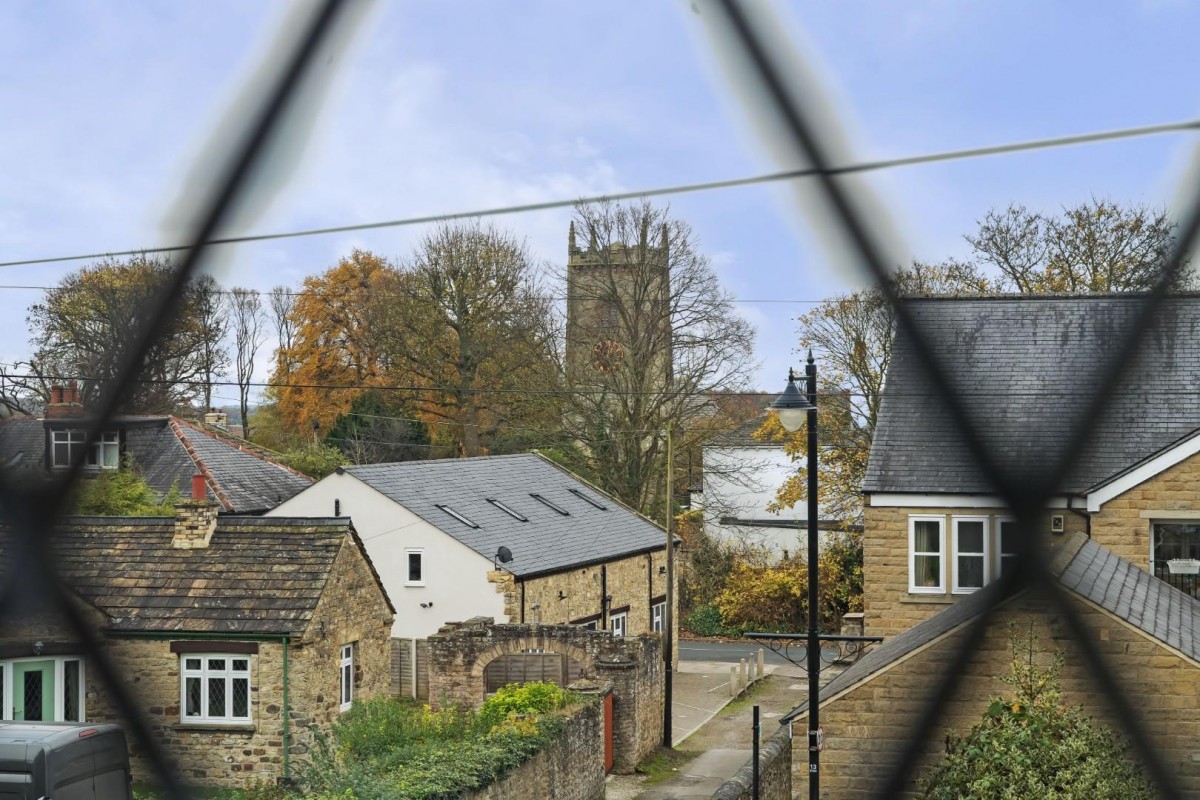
{"left": 45, "top": 381, "right": 85, "bottom": 419}
{"left": 173, "top": 474, "right": 217, "bottom": 549}
{"left": 203, "top": 408, "right": 229, "bottom": 429}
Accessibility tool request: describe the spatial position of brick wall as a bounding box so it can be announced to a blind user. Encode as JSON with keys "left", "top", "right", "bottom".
{"left": 863, "top": 505, "right": 1085, "bottom": 637}
{"left": 711, "top": 726, "right": 792, "bottom": 800}
{"left": 464, "top": 699, "right": 605, "bottom": 800}
{"left": 792, "top": 590, "right": 1200, "bottom": 798}
{"left": 426, "top": 619, "right": 663, "bottom": 772}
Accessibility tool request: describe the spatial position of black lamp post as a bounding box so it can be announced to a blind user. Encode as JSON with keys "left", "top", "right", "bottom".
{"left": 772, "top": 352, "right": 820, "bottom": 800}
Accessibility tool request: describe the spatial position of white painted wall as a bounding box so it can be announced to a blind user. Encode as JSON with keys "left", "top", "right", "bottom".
{"left": 697, "top": 445, "right": 815, "bottom": 559}
{"left": 267, "top": 472, "right": 505, "bottom": 639}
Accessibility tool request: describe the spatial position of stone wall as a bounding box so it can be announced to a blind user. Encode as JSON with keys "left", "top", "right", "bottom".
{"left": 791, "top": 590, "right": 1200, "bottom": 798}
{"left": 1090, "top": 452, "right": 1200, "bottom": 567}
{"left": 464, "top": 699, "right": 605, "bottom": 800}
{"left": 426, "top": 618, "right": 664, "bottom": 772}
{"left": 863, "top": 505, "right": 1085, "bottom": 637}
{"left": 488, "top": 548, "right": 677, "bottom": 665}
{"left": 710, "top": 726, "right": 792, "bottom": 800}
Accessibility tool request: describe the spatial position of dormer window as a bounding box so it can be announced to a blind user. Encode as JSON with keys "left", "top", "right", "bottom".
{"left": 52, "top": 429, "right": 119, "bottom": 469}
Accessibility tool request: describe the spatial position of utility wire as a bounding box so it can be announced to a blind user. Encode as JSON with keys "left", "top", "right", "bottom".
{"left": 0, "top": 116, "right": 1197, "bottom": 271}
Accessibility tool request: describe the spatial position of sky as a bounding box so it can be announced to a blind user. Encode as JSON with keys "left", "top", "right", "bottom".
{"left": 3, "top": 1, "right": 1200, "bottom": 410}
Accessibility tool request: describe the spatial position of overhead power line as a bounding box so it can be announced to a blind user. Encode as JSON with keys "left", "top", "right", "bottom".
{"left": 0, "top": 116, "right": 1197, "bottom": 271}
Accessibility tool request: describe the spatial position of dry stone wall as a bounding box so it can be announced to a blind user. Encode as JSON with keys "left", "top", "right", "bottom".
{"left": 711, "top": 727, "right": 793, "bottom": 800}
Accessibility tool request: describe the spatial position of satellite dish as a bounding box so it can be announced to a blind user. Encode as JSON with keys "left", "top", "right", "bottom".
{"left": 496, "top": 546, "right": 514, "bottom": 564}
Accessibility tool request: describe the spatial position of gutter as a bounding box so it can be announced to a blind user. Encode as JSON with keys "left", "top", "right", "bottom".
{"left": 1066, "top": 496, "right": 1091, "bottom": 538}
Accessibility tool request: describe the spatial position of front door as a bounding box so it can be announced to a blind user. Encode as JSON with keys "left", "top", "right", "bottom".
{"left": 12, "top": 660, "right": 54, "bottom": 721}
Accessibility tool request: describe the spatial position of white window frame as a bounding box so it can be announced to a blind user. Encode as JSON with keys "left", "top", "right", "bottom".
{"left": 51, "top": 429, "right": 119, "bottom": 469}
{"left": 908, "top": 515, "right": 946, "bottom": 594}
{"left": 951, "top": 516, "right": 989, "bottom": 595}
{"left": 995, "top": 517, "right": 1018, "bottom": 581}
{"left": 180, "top": 654, "right": 252, "bottom": 725}
{"left": 609, "top": 611, "right": 628, "bottom": 638}
{"left": 404, "top": 548, "right": 425, "bottom": 587}
{"left": 339, "top": 644, "right": 354, "bottom": 712}
{"left": 651, "top": 602, "right": 666, "bottom": 634}
{"left": 0, "top": 656, "right": 86, "bottom": 722}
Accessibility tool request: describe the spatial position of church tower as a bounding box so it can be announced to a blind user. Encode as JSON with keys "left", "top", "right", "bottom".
{"left": 565, "top": 219, "right": 672, "bottom": 387}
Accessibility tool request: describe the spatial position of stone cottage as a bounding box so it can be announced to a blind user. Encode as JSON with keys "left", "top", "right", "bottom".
{"left": 268, "top": 453, "right": 678, "bottom": 698}
{"left": 0, "top": 486, "right": 393, "bottom": 789}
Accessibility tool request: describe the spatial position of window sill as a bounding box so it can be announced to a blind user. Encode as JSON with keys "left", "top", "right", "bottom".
{"left": 174, "top": 722, "right": 256, "bottom": 733}
{"left": 902, "top": 595, "right": 955, "bottom": 604}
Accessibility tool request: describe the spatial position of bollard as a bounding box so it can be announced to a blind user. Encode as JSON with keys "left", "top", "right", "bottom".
{"left": 730, "top": 665, "right": 739, "bottom": 697}
{"left": 739, "top": 658, "right": 748, "bottom": 693}
{"left": 758, "top": 648, "right": 765, "bottom": 680}
{"left": 748, "top": 653, "right": 756, "bottom": 683}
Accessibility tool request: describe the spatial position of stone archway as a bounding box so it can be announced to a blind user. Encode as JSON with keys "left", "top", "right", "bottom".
{"left": 474, "top": 638, "right": 594, "bottom": 697}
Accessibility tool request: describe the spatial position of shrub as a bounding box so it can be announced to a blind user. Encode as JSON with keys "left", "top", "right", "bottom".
{"left": 475, "top": 682, "right": 569, "bottom": 732}
{"left": 683, "top": 604, "right": 727, "bottom": 637}
{"left": 918, "top": 623, "right": 1154, "bottom": 799}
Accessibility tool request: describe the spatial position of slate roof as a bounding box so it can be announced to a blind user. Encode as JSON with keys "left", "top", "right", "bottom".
{"left": 708, "top": 417, "right": 779, "bottom": 448}
{"left": 781, "top": 532, "right": 1200, "bottom": 722}
{"left": 342, "top": 453, "right": 670, "bottom": 578}
{"left": 0, "top": 415, "right": 311, "bottom": 513}
{"left": 0, "top": 516, "right": 377, "bottom": 635}
{"left": 864, "top": 295, "right": 1200, "bottom": 495}
{"left": 0, "top": 418, "right": 43, "bottom": 472}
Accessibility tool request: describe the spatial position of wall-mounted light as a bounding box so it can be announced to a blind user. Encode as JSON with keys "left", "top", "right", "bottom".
{"left": 420, "top": 601, "right": 434, "bottom": 609}
{"left": 32, "top": 641, "right": 43, "bottom": 655}
{"left": 557, "top": 590, "right": 567, "bottom": 601}
{"left": 658, "top": 566, "right": 667, "bottom": 576}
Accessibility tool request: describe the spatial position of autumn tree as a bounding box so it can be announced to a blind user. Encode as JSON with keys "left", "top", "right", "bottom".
{"left": 229, "top": 287, "right": 266, "bottom": 441}
{"left": 271, "top": 250, "right": 396, "bottom": 432}
{"left": 324, "top": 391, "right": 432, "bottom": 464}
{"left": 969, "top": 199, "right": 1189, "bottom": 294}
{"left": 371, "top": 222, "right": 559, "bottom": 457}
{"left": 19, "top": 254, "right": 229, "bottom": 413}
{"left": 761, "top": 261, "right": 990, "bottom": 527}
{"left": 558, "top": 200, "right": 756, "bottom": 513}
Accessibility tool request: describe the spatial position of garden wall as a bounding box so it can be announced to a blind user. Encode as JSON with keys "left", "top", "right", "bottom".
{"left": 710, "top": 726, "right": 792, "bottom": 800}
{"left": 464, "top": 699, "right": 605, "bottom": 800}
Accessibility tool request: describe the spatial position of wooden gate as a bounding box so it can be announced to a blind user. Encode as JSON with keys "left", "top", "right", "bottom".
{"left": 483, "top": 651, "right": 587, "bottom": 694}
{"left": 603, "top": 689, "right": 614, "bottom": 773}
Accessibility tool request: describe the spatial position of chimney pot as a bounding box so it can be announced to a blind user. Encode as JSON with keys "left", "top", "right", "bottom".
{"left": 191, "top": 474, "right": 206, "bottom": 500}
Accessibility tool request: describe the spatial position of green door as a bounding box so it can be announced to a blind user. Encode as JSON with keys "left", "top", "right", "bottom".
{"left": 12, "top": 660, "right": 54, "bottom": 722}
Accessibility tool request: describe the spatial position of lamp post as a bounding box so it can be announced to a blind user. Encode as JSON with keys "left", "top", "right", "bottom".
{"left": 772, "top": 351, "right": 820, "bottom": 800}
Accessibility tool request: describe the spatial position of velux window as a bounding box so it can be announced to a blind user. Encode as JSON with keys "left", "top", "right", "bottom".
{"left": 181, "top": 655, "right": 251, "bottom": 725}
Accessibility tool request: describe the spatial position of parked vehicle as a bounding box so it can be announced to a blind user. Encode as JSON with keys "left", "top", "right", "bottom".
{"left": 0, "top": 722, "right": 132, "bottom": 800}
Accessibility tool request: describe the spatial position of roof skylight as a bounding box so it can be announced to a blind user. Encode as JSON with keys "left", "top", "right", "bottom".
{"left": 568, "top": 488, "right": 607, "bottom": 510}
{"left": 487, "top": 498, "right": 528, "bottom": 522}
{"left": 434, "top": 504, "right": 479, "bottom": 529}
{"left": 530, "top": 493, "right": 570, "bottom": 516}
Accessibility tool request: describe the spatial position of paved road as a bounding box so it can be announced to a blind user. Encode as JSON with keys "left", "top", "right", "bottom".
{"left": 680, "top": 638, "right": 844, "bottom": 667}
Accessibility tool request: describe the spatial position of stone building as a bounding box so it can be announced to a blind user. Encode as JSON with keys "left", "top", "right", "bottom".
{"left": 0, "top": 488, "right": 393, "bottom": 789}
{"left": 565, "top": 221, "right": 672, "bottom": 387}
{"left": 0, "top": 382, "right": 312, "bottom": 512}
{"left": 268, "top": 453, "right": 678, "bottom": 698}
{"left": 783, "top": 533, "right": 1200, "bottom": 797}
{"left": 862, "top": 296, "right": 1200, "bottom": 637}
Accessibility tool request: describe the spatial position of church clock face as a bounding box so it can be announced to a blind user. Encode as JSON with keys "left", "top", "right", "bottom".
{"left": 591, "top": 339, "right": 625, "bottom": 373}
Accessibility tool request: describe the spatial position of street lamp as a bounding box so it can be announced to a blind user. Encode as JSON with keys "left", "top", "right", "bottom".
{"left": 772, "top": 351, "right": 820, "bottom": 800}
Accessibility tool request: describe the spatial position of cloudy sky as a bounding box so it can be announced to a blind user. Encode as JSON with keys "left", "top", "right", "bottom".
{"left": 3, "top": 1, "right": 1200, "bottom": 408}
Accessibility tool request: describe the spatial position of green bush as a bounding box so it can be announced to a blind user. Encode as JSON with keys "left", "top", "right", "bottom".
{"left": 299, "top": 685, "right": 581, "bottom": 800}
{"left": 918, "top": 624, "right": 1154, "bottom": 799}
{"left": 684, "top": 604, "right": 736, "bottom": 637}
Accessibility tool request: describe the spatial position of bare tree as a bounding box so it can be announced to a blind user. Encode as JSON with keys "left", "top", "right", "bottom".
{"left": 559, "top": 199, "right": 756, "bottom": 513}
{"left": 193, "top": 275, "right": 230, "bottom": 411}
{"left": 230, "top": 288, "right": 266, "bottom": 441}
{"left": 268, "top": 285, "right": 297, "bottom": 379}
